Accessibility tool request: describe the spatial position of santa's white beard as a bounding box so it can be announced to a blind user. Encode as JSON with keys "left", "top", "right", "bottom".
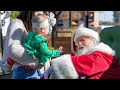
{"left": 75, "top": 42, "right": 95, "bottom": 56}
{"left": 75, "top": 47, "right": 90, "bottom": 56}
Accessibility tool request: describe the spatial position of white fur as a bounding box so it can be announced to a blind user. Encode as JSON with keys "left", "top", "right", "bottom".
{"left": 74, "top": 27, "right": 100, "bottom": 42}
{"left": 51, "top": 54, "right": 79, "bottom": 79}
{"left": 86, "top": 42, "right": 115, "bottom": 56}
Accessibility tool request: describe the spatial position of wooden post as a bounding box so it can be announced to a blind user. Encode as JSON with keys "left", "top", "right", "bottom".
{"left": 28, "top": 11, "right": 32, "bottom": 31}
{"left": 0, "top": 12, "right": 3, "bottom": 56}
{"left": 69, "top": 11, "right": 72, "bottom": 28}
{"left": 85, "top": 11, "right": 89, "bottom": 28}
{"left": 51, "top": 11, "right": 55, "bottom": 47}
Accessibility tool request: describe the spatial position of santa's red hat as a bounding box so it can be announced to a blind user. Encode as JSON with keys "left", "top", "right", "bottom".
{"left": 74, "top": 27, "right": 100, "bottom": 42}
{"left": 71, "top": 27, "right": 100, "bottom": 55}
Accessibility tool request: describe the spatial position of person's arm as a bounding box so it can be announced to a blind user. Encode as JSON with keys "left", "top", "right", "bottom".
{"left": 7, "top": 19, "right": 39, "bottom": 69}
{"left": 39, "top": 42, "right": 60, "bottom": 58}
{"left": 8, "top": 42, "right": 39, "bottom": 69}
{"left": 71, "top": 51, "right": 110, "bottom": 77}
{"left": 49, "top": 51, "right": 111, "bottom": 79}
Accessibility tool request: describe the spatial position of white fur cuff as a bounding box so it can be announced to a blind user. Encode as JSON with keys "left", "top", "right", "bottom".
{"left": 51, "top": 54, "right": 79, "bottom": 79}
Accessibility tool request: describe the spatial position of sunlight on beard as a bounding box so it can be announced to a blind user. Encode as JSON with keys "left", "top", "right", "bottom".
{"left": 75, "top": 41, "right": 95, "bottom": 56}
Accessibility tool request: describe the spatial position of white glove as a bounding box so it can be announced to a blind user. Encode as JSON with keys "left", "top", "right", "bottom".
{"left": 44, "top": 66, "right": 56, "bottom": 79}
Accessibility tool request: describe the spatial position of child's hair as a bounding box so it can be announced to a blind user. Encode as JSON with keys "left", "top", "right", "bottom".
{"left": 33, "top": 11, "right": 44, "bottom": 16}
{"left": 32, "top": 14, "right": 48, "bottom": 24}
{"left": 31, "top": 14, "right": 49, "bottom": 33}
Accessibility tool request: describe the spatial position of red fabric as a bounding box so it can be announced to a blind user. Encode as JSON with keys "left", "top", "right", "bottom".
{"left": 7, "top": 57, "right": 34, "bottom": 70}
{"left": 7, "top": 57, "right": 15, "bottom": 66}
{"left": 71, "top": 52, "right": 74, "bottom": 56}
{"left": 71, "top": 51, "right": 120, "bottom": 79}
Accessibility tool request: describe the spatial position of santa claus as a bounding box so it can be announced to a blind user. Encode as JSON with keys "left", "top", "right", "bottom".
{"left": 44, "top": 27, "right": 120, "bottom": 79}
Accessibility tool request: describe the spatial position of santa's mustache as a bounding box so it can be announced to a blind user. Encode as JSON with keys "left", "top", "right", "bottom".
{"left": 78, "top": 45, "right": 84, "bottom": 49}
{"left": 75, "top": 45, "right": 91, "bottom": 56}
{"left": 75, "top": 42, "right": 85, "bottom": 49}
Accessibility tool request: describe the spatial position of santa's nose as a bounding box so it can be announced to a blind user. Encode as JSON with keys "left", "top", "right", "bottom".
{"left": 78, "top": 42, "right": 83, "bottom": 46}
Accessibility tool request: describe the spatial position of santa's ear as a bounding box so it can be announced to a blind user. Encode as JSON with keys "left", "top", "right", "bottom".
{"left": 71, "top": 31, "right": 76, "bottom": 55}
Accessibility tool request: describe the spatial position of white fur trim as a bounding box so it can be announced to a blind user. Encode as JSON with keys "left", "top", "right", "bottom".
{"left": 74, "top": 27, "right": 100, "bottom": 42}
{"left": 51, "top": 54, "right": 79, "bottom": 79}
{"left": 86, "top": 42, "right": 115, "bottom": 56}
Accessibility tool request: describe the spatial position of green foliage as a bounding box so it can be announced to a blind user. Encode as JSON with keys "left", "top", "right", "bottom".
{"left": 10, "top": 11, "right": 20, "bottom": 21}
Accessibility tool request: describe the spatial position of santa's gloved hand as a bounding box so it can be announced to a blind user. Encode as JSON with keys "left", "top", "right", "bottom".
{"left": 44, "top": 66, "right": 56, "bottom": 79}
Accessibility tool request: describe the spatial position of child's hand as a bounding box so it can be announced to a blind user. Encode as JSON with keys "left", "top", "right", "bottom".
{"left": 58, "top": 46, "right": 63, "bottom": 53}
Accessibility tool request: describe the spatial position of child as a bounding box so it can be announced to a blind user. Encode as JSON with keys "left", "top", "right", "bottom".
{"left": 6, "top": 14, "right": 63, "bottom": 71}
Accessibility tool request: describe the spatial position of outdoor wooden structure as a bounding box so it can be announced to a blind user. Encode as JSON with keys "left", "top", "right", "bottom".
{"left": 54, "top": 37, "right": 71, "bottom": 54}
{"left": 54, "top": 30, "right": 73, "bottom": 54}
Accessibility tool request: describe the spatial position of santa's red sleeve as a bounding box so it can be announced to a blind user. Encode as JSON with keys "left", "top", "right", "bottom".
{"left": 50, "top": 51, "right": 112, "bottom": 79}
{"left": 71, "top": 51, "right": 112, "bottom": 77}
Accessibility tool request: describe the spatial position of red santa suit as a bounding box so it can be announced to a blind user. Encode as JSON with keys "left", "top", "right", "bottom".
{"left": 45, "top": 27, "right": 120, "bottom": 79}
